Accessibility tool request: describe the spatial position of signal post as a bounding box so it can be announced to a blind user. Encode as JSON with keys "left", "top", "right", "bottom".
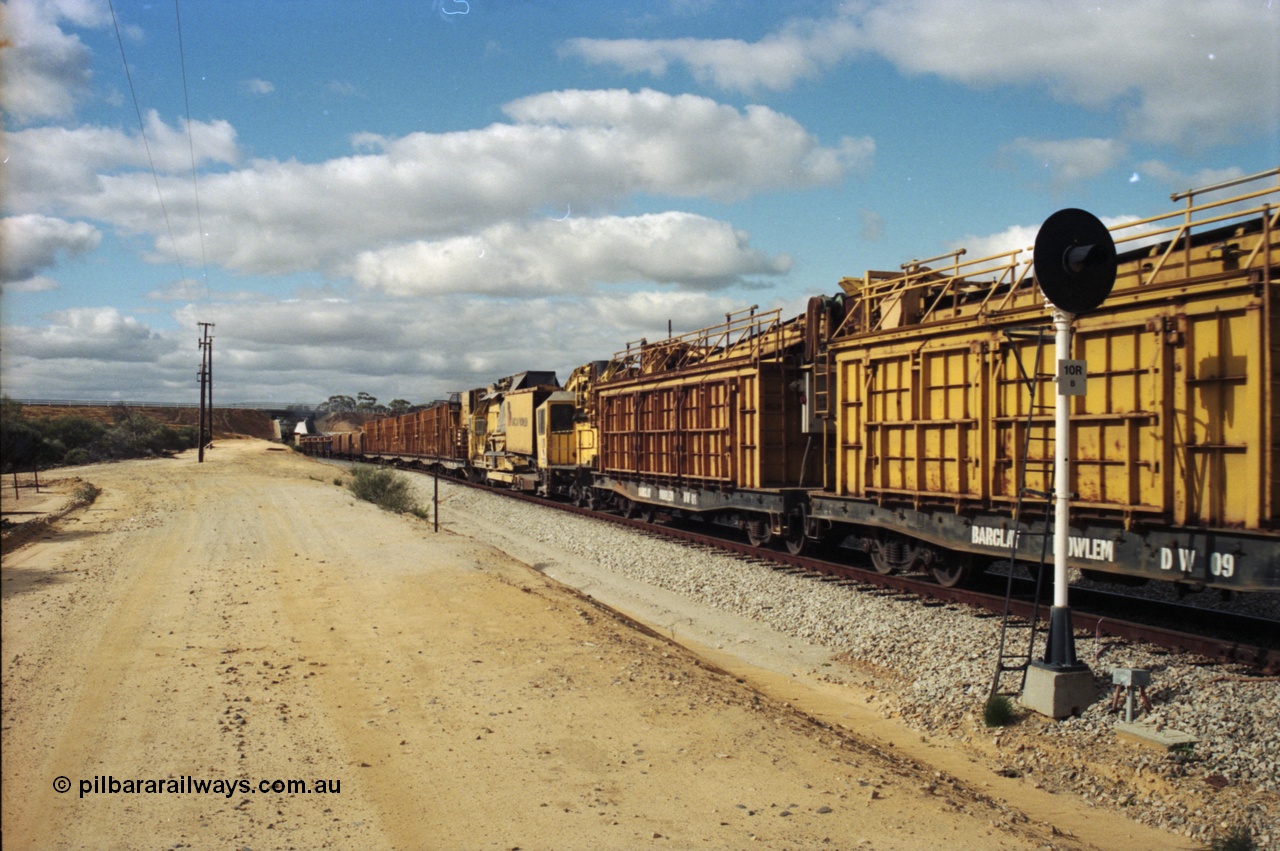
{"left": 1021, "top": 209, "right": 1116, "bottom": 719}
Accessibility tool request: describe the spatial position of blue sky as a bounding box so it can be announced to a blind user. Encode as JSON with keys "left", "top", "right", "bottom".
{"left": 3, "top": 0, "right": 1278, "bottom": 405}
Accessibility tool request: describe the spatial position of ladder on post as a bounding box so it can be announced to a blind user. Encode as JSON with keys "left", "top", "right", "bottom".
{"left": 989, "top": 327, "right": 1058, "bottom": 700}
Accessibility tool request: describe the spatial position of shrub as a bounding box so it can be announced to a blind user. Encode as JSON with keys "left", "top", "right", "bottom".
{"left": 73, "top": 482, "right": 101, "bottom": 505}
{"left": 348, "top": 465, "right": 421, "bottom": 516}
{"left": 1206, "top": 824, "right": 1257, "bottom": 851}
{"left": 46, "top": 416, "right": 106, "bottom": 451}
{"left": 64, "top": 448, "right": 92, "bottom": 466}
{"left": 1, "top": 412, "right": 56, "bottom": 471}
{"left": 983, "top": 694, "right": 1017, "bottom": 727}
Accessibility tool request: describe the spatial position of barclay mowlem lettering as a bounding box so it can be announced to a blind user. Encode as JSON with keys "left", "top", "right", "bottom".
{"left": 970, "top": 525, "right": 1114, "bottom": 562}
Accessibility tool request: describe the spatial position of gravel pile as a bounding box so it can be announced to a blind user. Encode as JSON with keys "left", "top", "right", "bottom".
{"left": 417, "top": 477, "right": 1280, "bottom": 848}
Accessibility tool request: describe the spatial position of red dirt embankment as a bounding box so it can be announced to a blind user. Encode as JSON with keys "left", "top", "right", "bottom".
{"left": 18, "top": 405, "right": 278, "bottom": 440}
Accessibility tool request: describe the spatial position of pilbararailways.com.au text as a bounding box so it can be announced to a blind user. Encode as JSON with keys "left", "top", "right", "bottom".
{"left": 64, "top": 775, "right": 340, "bottom": 799}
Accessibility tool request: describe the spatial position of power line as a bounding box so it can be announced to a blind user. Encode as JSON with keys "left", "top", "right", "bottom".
{"left": 174, "top": 0, "right": 211, "bottom": 302}
{"left": 107, "top": 0, "right": 187, "bottom": 280}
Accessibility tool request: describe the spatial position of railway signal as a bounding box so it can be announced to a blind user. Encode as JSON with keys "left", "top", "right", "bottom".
{"left": 1024, "top": 209, "right": 1117, "bottom": 718}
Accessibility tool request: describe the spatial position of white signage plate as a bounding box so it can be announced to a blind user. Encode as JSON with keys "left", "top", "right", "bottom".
{"left": 1059, "top": 359, "right": 1087, "bottom": 396}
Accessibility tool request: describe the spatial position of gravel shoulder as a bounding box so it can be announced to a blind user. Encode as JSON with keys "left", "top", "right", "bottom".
{"left": 404, "top": 467, "right": 1279, "bottom": 851}
{"left": 0, "top": 438, "right": 1120, "bottom": 850}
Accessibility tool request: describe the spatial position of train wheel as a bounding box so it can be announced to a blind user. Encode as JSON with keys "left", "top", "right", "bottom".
{"left": 869, "top": 534, "right": 919, "bottom": 575}
{"left": 582, "top": 489, "right": 598, "bottom": 511}
{"left": 638, "top": 507, "right": 655, "bottom": 524}
{"left": 930, "top": 556, "right": 974, "bottom": 588}
{"left": 622, "top": 499, "right": 640, "bottom": 519}
{"left": 784, "top": 507, "right": 807, "bottom": 556}
{"left": 746, "top": 516, "right": 772, "bottom": 547}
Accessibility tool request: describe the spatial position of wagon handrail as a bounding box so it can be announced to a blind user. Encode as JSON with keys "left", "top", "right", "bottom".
{"left": 831, "top": 167, "right": 1278, "bottom": 339}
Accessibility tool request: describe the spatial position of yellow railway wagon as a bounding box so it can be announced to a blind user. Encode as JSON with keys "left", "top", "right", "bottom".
{"left": 332, "top": 430, "right": 362, "bottom": 457}
{"left": 594, "top": 307, "right": 812, "bottom": 539}
{"left": 296, "top": 434, "right": 332, "bottom": 456}
{"left": 361, "top": 417, "right": 390, "bottom": 455}
{"left": 360, "top": 399, "right": 466, "bottom": 469}
{"left": 808, "top": 169, "right": 1278, "bottom": 589}
{"left": 414, "top": 399, "right": 466, "bottom": 460}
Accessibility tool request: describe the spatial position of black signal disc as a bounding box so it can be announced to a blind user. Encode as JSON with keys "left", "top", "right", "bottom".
{"left": 1033, "top": 208, "right": 1117, "bottom": 316}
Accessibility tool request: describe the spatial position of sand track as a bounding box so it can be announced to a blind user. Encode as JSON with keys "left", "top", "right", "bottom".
{"left": 2, "top": 440, "right": 1179, "bottom": 849}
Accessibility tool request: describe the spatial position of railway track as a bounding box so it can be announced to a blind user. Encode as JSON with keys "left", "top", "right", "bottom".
{"left": 415, "top": 470, "right": 1280, "bottom": 675}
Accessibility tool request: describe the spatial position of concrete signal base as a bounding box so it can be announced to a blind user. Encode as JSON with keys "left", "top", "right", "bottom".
{"left": 1021, "top": 661, "right": 1096, "bottom": 719}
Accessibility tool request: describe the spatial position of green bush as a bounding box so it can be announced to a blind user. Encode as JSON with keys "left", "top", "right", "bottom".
{"left": 94, "top": 409, "right": 198, "bottom": 460}
{"left": 1206, "top": 824, "right": 1256, "bottom": 851}
{"left": 46, "top": 415, "right": 106, "bottom": 451}
{"left": 348, "top": 465, "right": 422, "bottom": 516}
{"left": 1, "top": 411, "right": 57, "bottom": 471}
{"left": 983, "top": 694, "right": 1017, "bottom": 727}
{"left": 63, "top": 448, "right": 92, "bottom": 466}
{"left": 0, "top": 398, "right": 200, "bottom": 471}
{"left": 73, "top": 482, "right": 101, "bottom": 505}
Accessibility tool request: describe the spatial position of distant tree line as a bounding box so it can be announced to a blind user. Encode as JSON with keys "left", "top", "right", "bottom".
{"left": 316, "top": 392, "right": 415, "bottom": 416}
{"left": 0, "top": 398, "right": 199, "bottom": 472}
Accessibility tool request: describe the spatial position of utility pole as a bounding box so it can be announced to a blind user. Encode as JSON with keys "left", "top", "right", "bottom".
{"left": 197, "top": 322, "right": 215, "bottom": 462}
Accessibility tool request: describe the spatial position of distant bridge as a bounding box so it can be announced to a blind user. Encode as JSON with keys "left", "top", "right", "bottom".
{"left": 11, "top": 399, "right": 317, "bottom": 413}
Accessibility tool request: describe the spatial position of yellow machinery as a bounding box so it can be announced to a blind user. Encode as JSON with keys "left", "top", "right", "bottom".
{"left": 460, "top": 371, "right": 561, "bottom": 489}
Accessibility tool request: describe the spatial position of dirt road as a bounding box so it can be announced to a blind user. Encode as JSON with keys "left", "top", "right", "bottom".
{"left": 2, "top": 440, "right": 1165, "bottom": 849}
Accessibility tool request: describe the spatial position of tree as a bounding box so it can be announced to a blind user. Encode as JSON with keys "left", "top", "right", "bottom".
{"left": 356, "top": 391, "right": 378, "bottom": 412}
{"left": 325, "top": 395, "right": 356, "bottom": 413}
{"left": 389, "top": 398, "right": 412, "bottom": 414}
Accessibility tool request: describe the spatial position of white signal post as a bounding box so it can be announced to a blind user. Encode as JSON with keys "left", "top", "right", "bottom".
{"left": 1022, "top": 207, "right": 1114, "bottom": 717}
{"left": 1043, "top": 306, "right": 1083, "bottom": 669}
{"left": 1054, "top": 307, "right": 1072, "bottom": 613}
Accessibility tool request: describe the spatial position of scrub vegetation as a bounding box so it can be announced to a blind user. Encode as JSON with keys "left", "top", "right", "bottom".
{"left": 1, "top": 398, "right": 199, "bottom": 472}
{"left": 346, "top": 464, "right": 427, "bottom": 519}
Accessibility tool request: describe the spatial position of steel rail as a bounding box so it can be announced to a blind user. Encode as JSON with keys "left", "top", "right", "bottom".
{"left": 396, "top": 469, "right": 1279, "bottom": 675}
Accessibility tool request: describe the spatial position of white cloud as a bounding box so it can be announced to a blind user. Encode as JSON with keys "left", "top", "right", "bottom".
{"left": 562, "top": 15, "right": 863, "bottom": 92}
{"left": 5, "top": 113, "right": 241, "bottom": 212}
{"left": 0, "top": 0, "right": 110, "bottom": 123}
{"left": 0, "top": 214, "right": 102, "bottom": 282}
{"left": 3, "top": 275, "right": 60, "bottom": 294}
{"left": 0, "top": 285, "right": 779, "bottom": 405}
{"left": 951, "top": 214, "right": 1148, "bottom": 264}
{"left": 1000, "top": 137, "right": 1129, "bottom": 189}
{"left": 145, "top": 278, "right": 244, "bottom": 302}
{"left": 349, "top": 212, "right": 791, "bottom": 297}
{"left": 567, "top": 1, "right": 1279, "bottom": 147}
{"left": 859, "top": 209, "right": 885, "bottom": 242}
{"left": 4, "top": 306, "right": 169, "bottom": 362}
{"left": 11, "top": 89, "right": 867, "bottom": 278}
{"left": 860, "top": 0, "right": 1279, "bottom": 147}
{"left": 242, "top": 78, "right": 275, "bottom": 96}
{"left": 1133, "top": 161, "right": 1248, "bottom": 195}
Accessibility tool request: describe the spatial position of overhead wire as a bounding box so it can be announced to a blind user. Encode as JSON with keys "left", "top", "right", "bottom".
{"left": 107, "top": 0, "right": 187, "bottom": 283}
{"left": 174, "top": 0, "right": 212, "bottom": 303}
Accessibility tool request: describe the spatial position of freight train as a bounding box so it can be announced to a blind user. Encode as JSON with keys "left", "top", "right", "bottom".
{"left": 300, "top": 168, "right": 1280, "bottom": 593}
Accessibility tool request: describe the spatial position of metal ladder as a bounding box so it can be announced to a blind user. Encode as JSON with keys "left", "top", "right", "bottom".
{"left": 989, "top": 327, "right": 1058, "bottom": 700}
